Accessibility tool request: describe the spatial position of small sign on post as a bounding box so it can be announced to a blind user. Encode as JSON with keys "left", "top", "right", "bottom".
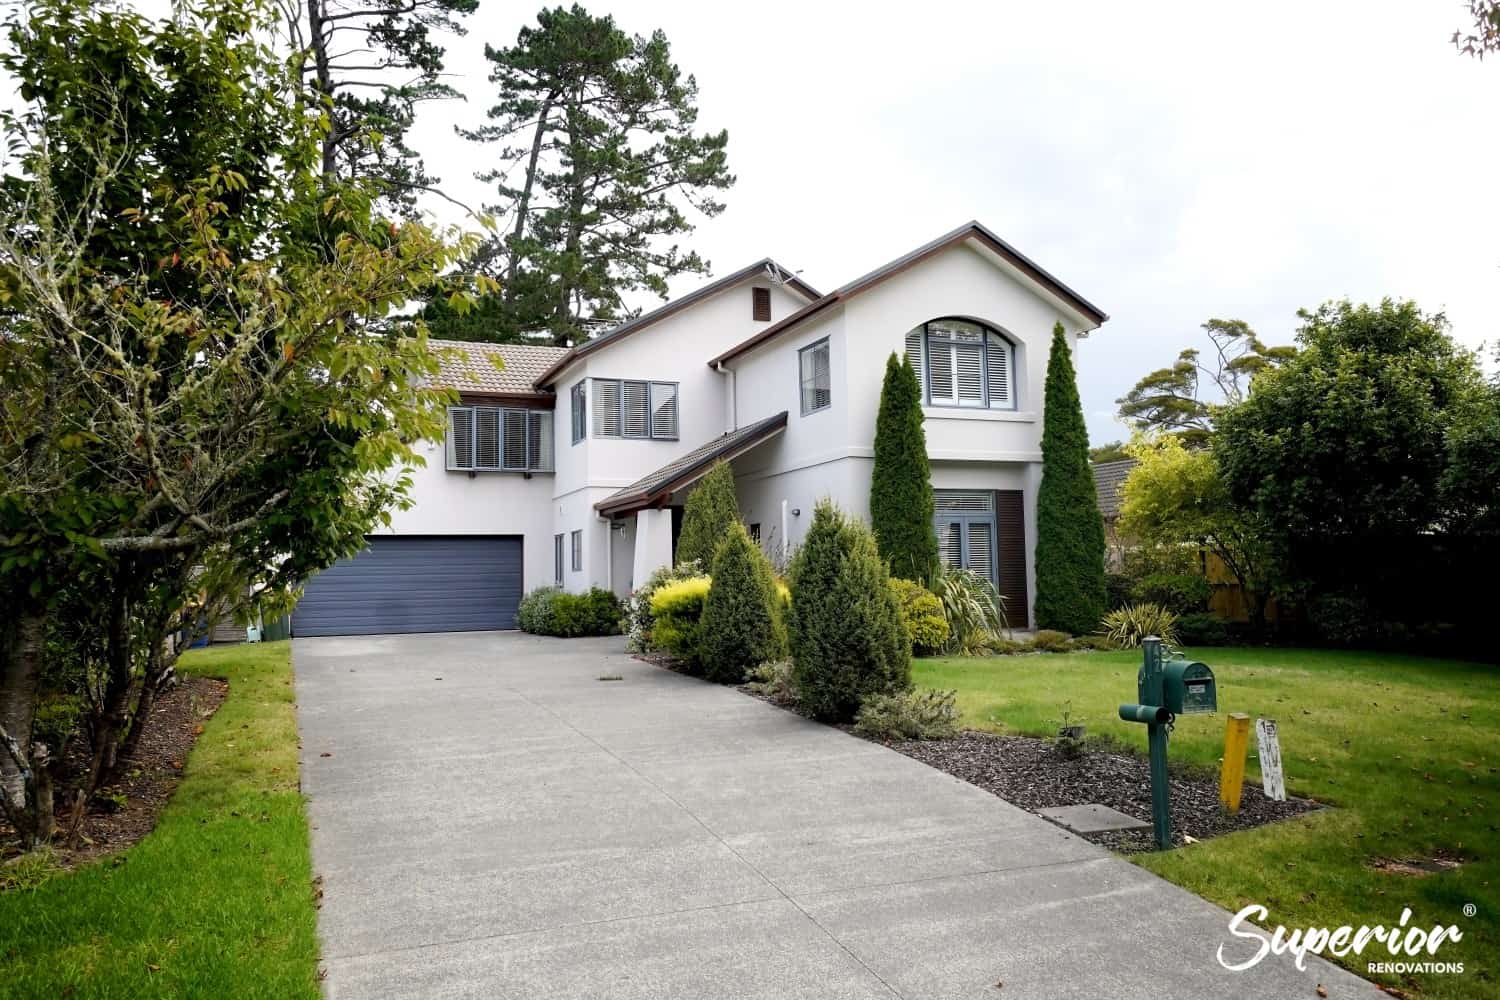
{"left": 1219, "top": 713, "right": 1251, "bottom": 813}
{"left": 1255, "top": 717, "right": 1286, "bottom": 801}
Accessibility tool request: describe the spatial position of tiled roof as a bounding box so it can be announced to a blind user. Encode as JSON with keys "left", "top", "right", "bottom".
{"left": 1092, "top": 458, "right": 1138, "bottom": 520}
{"left": 429, "top": 339, "right": 569, "bottom": 397}
{"left": 596, "top": 411, "right": 789, "bottom": 515}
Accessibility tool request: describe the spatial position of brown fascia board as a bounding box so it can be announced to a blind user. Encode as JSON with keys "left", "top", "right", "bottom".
{"left": 595, "top": 413, "right": 789, "bottom": 516}
{"left": 532, "top": 259, "right": 820, "bottom": 389}
{"left": 706, "top": 222, "right": 1109, "bottom": 368}
{"left": 455, "top": 390, "right": 556, "bottom": 408}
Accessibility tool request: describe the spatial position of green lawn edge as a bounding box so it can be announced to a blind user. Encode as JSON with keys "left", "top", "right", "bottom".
{"left": 915, "top": 646, "right": 1498, "bottom": 1000}
{"left": 0, "top": 640, "right": 320, "bottom": 999}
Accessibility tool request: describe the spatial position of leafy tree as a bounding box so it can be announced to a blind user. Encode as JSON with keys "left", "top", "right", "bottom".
{"left": 281, "top": 0, "right": 478, "bottom": 213}
{"left": 870, "top": 352, "right": 939, "bottom": 581}
{"left": 699, "top": 523, "right": 785, "bottom": 684}
{"left": 1453, "top": 2, "right": 1500, "bottom": 57}
{"left": 1216, "top": 299, "right": 1488, "bottom": 637}
{"left": 1034, "top": 323, "right": 1107, "bottom": 635}
{"left": 438, "top": 4, "right": 734, "bottom": 344}
{"left": 0, "top": 0, "right": 474, "bottom": 846}
{"left": 1088, "top": 441, "right": 1130, "bottom": 464}
{"left": 1119, "top": 434, "right": 1273, "bottom": 631}
{"left": 788, "top": 501, "right": 909, "bottom": 722}
{"left": 675, "top": 461, "right": 740, "bottom": 568}
{"left": 1116, "top": 319, "right": 1294, "bottom": 448}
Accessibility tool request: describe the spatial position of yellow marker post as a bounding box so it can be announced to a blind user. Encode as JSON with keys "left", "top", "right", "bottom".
{"left": 1220, "top": 713, "right": 1251, "bottom": 813}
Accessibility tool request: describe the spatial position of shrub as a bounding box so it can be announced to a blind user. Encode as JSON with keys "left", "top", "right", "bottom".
{"left": 650, "top": 574, "right": 712, "bottom": 667}
{"left": 1072, "top": 634, "right": 1118, "bottom": 651}
{"left": 930, "top": 564, "right": 1008, "bottom": 654}
{"left": 1100, "top": 603, "right": 1179, "bottom": 648}
{"left": 520, "top": 586, "right": 622, "bottom": 637}
{"left": 870, "top": 352, "right": 939, "bottom": 581}
{"left": 853, "top": 689, "right": 961, "bottom": 741}
{"left": 789, "top": 501, "right": 910, "bottom": 722}
{"left": 517, "top": 586, "right": 562, "bottom": 634}
{"left": 1175, "top": 612, "right": 1230, "bottom": 646}
{"left": 1029, "top": 629, "right": 1074, "bottom": 653}
{"left": 890, "top": 578, "right": 950, "bottom": 655}
{"left": 700, "top": 524, "right": 786, "bottom": 684}
{"left": 1105, "top": 572, "right": 1134, "bottom": 612}
{"left": 625, "top": 560, "right": 703, "bottom": 651}
{"left": 675, "top": 461, "right": 740, "bottom": 568}
{"left": 1033, "top": 323, "right": 1107, "bottom": 634}
{"left": 745, "top": 659, "right": 796, "bottom": 705}
{"left": 987, "top": 637, "right": 1030, "bottom": 655}
{"left": 1134, "top": 572, "right": 1212, "bottom": 613}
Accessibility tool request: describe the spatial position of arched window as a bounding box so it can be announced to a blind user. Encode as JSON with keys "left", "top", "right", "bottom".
{"left": 904, "top": 318, "right": 1016, "bottom": 410}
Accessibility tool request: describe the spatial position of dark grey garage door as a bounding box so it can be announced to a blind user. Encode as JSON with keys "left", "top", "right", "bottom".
{"left": 292, "top": 536, "right": 522, "bottom": 637}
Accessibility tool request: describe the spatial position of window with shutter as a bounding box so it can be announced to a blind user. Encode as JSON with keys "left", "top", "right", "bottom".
{"left": 528, "top": 411, "right": 553, "bottom": 471}
{"left": 799, "top": 338, "right": 831, "bottom": 414}
{"left": 650, "top": 382, "right": 678, "bottom": 439}
{"left": 622, "top": 380, "right": 650, "bottom": 438}
{"left": 592, "top": 379, "right": 621, "bottom": 437}
{"left": 915, "top": 319, "right": 1016, "bottom": 410}
{"left": 752, "top": 287, "right": 771, "bottom": 322}
{"left": 571, "top": 381, "right": 585, "bottom": 445}
{"left": 904, "top": 326, "right": 923, "bottom": 374}
{"left": 501, "top": 410, "right": 528, "bottom": 470}
{"left": 475, "top": 407, "right": 501, "bottom": 469}
{"left": 447, "top": 407, "right": 474, "bottom": 469}
{"left": 985, "top": 335, "right": 1011, "bottom": 405}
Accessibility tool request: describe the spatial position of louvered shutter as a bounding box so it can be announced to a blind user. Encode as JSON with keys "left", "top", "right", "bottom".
{"left": 927, "top": 338, "right": 955, "bottom": 403}
{"left": 501, "top": 410, "right": 527, "bottom": 470}
{"left": 752, "top": 287, "right": 771, "bottom": 321}
{"left": 474, "top": 407, "right": 501, "bottom": 469}
{"left": 447, "top": 407, "right": 474, "bottom": 469}
{"left": 967, "top": 521, "right": 994, "bottom": 585}
{"left": 904, "top": 327, "right": 924, "bottom": 386}
{"left": 592, "top": 379, "right": 621, "bottom": 436}
{"left": 995, "top": 490, "right": 1029, "bottom": 628}
{"left": 985, "top": 333, "right": 1011, "bottom": 407}
{"left": 955, "top": 342, "right": 984, "bottom": 405}
{"left": 622, "top": 380, "right": 650, "bottom": 437}
{"left": 938, "top": 522, "right": 963, "bottom": 570}
{"left": 527, "top": 411, "right": 553, "bottom": 471}
{"left": 650, "top": 382, "right": 678, "bottom": 439}
{"left": 935, "top": 490, "right": 995, "bottom": 513}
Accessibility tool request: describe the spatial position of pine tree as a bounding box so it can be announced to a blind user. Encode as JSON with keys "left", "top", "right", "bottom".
{"left": 870, "top": 352, "right": 938, "bottom": 581}
{"left": 699, "top": 523, "right": 785, "bottom": 684}
{"left": 788, "top": 501, "right": 910, "bottom": 722}
{"left": 1034, "top": 323, "right": 1107, "bottom": 634}
{"left": 675, "top": 462, "right": 739, "bottom": 567}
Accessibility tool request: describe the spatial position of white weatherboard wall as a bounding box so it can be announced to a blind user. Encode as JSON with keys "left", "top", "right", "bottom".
{"left": 381, "top": 437, "right": 557, "bottom": 592}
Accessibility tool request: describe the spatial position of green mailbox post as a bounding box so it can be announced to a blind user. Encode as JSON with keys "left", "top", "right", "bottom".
{"left": 1118, "top": 637, "right": 1216, "bottom": 849}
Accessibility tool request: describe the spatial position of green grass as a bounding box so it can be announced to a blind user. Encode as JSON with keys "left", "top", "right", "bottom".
{"left": 916, "top": 647, "right": 1498, "bottom": 999}
{"left": 0, "top": 640, "right": 319, "bottom": 999}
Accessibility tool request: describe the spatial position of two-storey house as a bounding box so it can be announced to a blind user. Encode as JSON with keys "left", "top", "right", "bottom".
{"left": 289, "top": 222, "right": 1107, "bottom": 637}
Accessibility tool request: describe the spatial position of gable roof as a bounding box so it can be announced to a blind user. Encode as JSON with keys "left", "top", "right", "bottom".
{"left": 595, "top": 411, "right": 789, "bottom": 517}
{"left": 1092, "top": 458, "right": 1137, "bottom": 520}
{"left": 707, "top": 221, "right": 1109, "bottom": 368}
{"left": 430, "top": 339, "right": 570, "bottom": 400}
{"left": 532, "top": 259, "right": 819, "bottom": 389}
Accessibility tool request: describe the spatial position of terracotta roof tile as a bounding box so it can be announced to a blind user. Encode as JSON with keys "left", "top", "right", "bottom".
{"left": 429, "top": 340, "right": 569, "bottom": 397}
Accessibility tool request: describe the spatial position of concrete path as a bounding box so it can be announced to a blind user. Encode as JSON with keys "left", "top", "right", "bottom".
{"left": 294, "top": 632, "right": 1377, "bottom": 999}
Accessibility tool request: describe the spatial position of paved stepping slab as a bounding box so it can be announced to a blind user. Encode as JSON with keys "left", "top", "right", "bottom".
{"left": 1038, "top": 803, "right": 1151, "bottom": 833}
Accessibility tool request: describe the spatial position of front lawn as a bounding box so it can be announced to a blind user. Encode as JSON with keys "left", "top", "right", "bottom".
{"left": 0, "top": 640, "right": 319, "bottom": 999}
{"left": 916, "top": 647, "right": 1498, "bottom": 1000}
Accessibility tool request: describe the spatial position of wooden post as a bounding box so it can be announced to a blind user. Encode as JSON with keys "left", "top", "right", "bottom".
{"left": 1219, "top": 712, "right": 1251, "bottom": 813}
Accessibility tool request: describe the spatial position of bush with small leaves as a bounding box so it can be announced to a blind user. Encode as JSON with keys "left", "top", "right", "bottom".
{"left": 1175, "top": 612, "right": 1230, "bottom": 647}
{"left": 517, "top": 587, "right": 562, "bottom": 634}
{"left": 1100, "top": 603, "right": 1179, "bottom": 649}
{"left": 675, "top": 461, "right": 740, "bottom": 568}
{"left": 625, "top": 560, "right": 703, "bottom": 651}
{"left": 889, "top": 578, "right": 950, "bottom": 655}
{"left": 649, "top": 575, "right": 712, "bottom": 667}
{"left": 744, "top": 659, "right": 797, "bottom": 705}
{"left": 853, "top": 688, "right": 961, "bottom": 742}
{"left": 1029, "top": 629, "right": 1075, "bottom": 653}
{"left": 700, "top": 523, "right": 786, "bottom": 684}
{"left": 1133, "top": 572, "right": 1213, "bottom": 614}
{"left": 520, "top": 586, "right": 622, "bottom": 637}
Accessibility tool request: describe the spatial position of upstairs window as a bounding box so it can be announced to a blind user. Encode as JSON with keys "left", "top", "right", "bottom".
{"left": 908, "top": 318, "right": 1016, "bottom": 410}
{"left": 590, "top": 379, "right": 678, "bottom": 440}
{"left": 446, "top": 406, "right": 553, "bottom": 472}
{"left": 799, "top": 338, "right": 831, "bottom": 415}
{"left": 570, "top": 381, "right": 586, "bottom": 445}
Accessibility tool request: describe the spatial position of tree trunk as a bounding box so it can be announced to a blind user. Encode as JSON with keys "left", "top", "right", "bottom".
{"left": 306, "top": 0, "right": 339, "bottom": 179}
{"left": 117, "top": 633, "right": 173, "bottom": 769}
{"left": 504, "top": 94, "right": 556, "bottom": 293}
{"left": 0, "top": 609, "right": 54, "bottom": 847}
{"left": 83, "top": 579, "right": 135, "bottom": 801}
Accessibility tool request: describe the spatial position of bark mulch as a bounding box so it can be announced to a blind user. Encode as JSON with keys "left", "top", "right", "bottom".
{"left": 889, "top": 729, "right": 1320, "bottom": 852}
{"left": 1, "top": 675, "right": 227, "bottom": 868}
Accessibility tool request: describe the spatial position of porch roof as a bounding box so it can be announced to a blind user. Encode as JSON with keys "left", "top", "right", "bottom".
{"left": 595, "top": 411, "right": 789, "bottom": 517}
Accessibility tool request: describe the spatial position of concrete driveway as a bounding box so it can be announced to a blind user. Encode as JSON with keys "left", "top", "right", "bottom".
{"left": 294, "top": 632, "right": 1376, "bottom": 999}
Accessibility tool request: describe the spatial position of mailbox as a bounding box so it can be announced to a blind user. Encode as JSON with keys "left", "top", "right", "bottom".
{"left": 1163, "top": 657, "right": 1216, "bottom": 715}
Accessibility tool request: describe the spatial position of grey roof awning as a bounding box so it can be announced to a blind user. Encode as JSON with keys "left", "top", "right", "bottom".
{"left": 595, "top": 411, "right": 789, "bottom": 517}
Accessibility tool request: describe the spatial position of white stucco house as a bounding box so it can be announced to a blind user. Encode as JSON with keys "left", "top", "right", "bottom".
{"left": 288, "top": 221, "right": 1108, "bottom": 637}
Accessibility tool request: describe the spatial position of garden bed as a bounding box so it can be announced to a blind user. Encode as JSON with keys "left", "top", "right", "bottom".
{"left": 1, "top": 674, "right": 227, "bottom": 868}
{"left": 888, "top": 730, "right": 1319, "bottom": 852}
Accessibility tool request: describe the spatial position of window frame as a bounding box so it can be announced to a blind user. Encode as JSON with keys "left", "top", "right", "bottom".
{"left": 798, "top": 337, "right": 831, "bottom": 416}
{"left": 570, "top": 529, "right": 582, "bottom": 572}
{"left": 589, "top": 378, "right": 679, "bottom": 440}
{"left": 917, "top": 319, "right": 1018, "bottom": 411}
{"left": 570, "top": 381, "right": 586, "bottom": 445}
{"left": 554, "top": 533, "right": 565, "bottom": 586}
{"left": 445, "top": 404, "right": 554, "bottom": 473}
